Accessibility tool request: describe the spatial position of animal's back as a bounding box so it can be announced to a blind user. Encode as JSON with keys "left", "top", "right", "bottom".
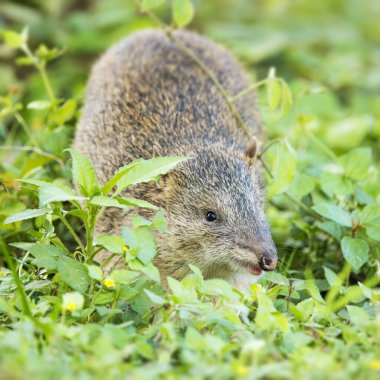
{"left": 75, "top": 29, "right": 261, "bottom": 184}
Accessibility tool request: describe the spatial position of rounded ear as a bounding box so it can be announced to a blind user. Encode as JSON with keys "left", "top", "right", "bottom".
{"left": 245, "top": 136, "right": 258, "bottom": 166}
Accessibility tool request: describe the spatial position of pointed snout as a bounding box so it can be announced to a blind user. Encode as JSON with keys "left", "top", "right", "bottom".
{"left": 259, "top": 247, "right": 278, "bottom": 271}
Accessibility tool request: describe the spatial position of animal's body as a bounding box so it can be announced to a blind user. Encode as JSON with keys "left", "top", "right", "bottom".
{"left": 74, "top": 29, "right": 277, "bottom": 290}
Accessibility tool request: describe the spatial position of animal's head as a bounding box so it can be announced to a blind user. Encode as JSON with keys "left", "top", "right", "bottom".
{"left": 158, "top": 137, "right": 278, "bottom": 281}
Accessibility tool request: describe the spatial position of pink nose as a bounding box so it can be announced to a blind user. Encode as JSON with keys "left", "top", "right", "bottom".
{"left": 259, "top": 256, "right": 277, "bottom": 271}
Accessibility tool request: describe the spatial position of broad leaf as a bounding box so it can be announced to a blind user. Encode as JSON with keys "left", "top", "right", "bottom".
{"left": 312, "top": 203, "right": 352, "bottom": 227}
{"left": 4, "top": 208, "right": 50, "bottom": 224}
{"left": 267, "top": 139, "right": 297, "bottom": 199}
{"left": 339, "top": 147, "right": 372, "bottom": 180}
{"left": 341, "top": 237, "right": 369, "bottom": 271}
{"left": 115, "top": 196, "right": 158, "bottom": 210}
{"left": 27, "top": 100, "right": 51, "bottom": 110}
{"left": 27, "top": 244, "right": 66, "bottom": 270}
{"left": 135, "top": 228, "right": 156, "bottom": 264}
{"left": 89, "top": 196, "right": 129, "bottom": 209}
{"left": 94, "top": 235, "right": 125, "bottom": 254}
{"left": 86, "top": 265, "right": 103, "bottom": 281}
{"left": 39, "top": 183, "right": 83, "bottom": 205}
{"left": 116, "top": 156, "right": 189, "bottom": 192}
{"left": 360, "top": 204, "right": 380, "bottom": 227}
{"left": 65, "top": 148, "right": 100, "bottom": 198}
{"left": 173, "top": 0, "right": 194, "bottom": 28}
{"left": 57, "top": 258, "right": 90, "bottom": 293}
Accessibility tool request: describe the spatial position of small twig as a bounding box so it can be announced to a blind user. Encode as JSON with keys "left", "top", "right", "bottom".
{"left": 257, "top": 138, "right": 282, "bottom": 159}
{"left": 166, "top": 30, "right": 252, "bottom": 139}
{"left": 305, "top": 128, "right": 339, "bottom": 163}
{"left": 229, "top": 79, "right": 268, "bottom": 103}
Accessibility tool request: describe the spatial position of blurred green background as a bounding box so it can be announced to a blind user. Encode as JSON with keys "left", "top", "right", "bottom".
{"left": 1, "top": 0, "right": 379, "bottom": 145}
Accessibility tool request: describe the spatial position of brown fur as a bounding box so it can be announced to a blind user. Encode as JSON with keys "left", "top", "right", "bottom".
{"left": 74, "top": 29, "right": 277, "bottom": 287}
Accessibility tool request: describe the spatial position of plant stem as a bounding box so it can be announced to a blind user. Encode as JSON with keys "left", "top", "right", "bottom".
{"left": 14, "top": 113, "right": 38, "bottom": 147}
{"left": 38, "top": 63, "right": 56, "bottom": 102}
{"left": 59, "top": 213, "right": 86, "bottom": 254}
{"left": 305, "top": 128, "right": 339, "bottom": 163}
{"left": 85, "top": 206, "right": 98, "bottom": 262}
{"left": 257, "top": 138, "right": 282, "bottom": 159}
{"left": 21, "top": 44, "right": 55, "bottom": 102}
{"left": 166, "top": 29, "right": 252, "bottom": 139}
{"left": 0, "top": 240, "right": 32, "bottom": 318}
{"left": 229, "top": 79, "right": 268, "bottom": 102}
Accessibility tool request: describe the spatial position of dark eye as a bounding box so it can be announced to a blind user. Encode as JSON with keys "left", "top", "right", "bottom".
{"left": 205, "top": 211, "right": 218, "bottom": 222}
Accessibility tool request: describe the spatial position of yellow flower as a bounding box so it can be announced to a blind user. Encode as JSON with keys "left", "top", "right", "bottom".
{"left": 370, "top": 360, "right": 380, "bottom": 370}
{"left": 66, "top": 301, "right": 77, "bottom": 312}
{"left": 236, "top": 366, "right": 248, "bottom": 376}
{"left": 122, "top": 245, "right": 128, "bottom": 253}
{"left": 104, "top": 278, "right": 115, "bottom": 288}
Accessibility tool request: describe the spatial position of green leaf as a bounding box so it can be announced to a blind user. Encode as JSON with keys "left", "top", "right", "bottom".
{"left": 2, "top": 30, "right": 25, "bottom": 48}
{"left": 261, "top": 271, "right": 289, "bottom": 286}
{"left": 57, "top": 258, "right": 90, "bottom": 293}
{"left": 341, "top": 237, "right": 369, "bottom": 271}
{"left": 86, "top": 265, "right": 103, "bottom": 281}
{"left": 65, "top": 148, "right": 100, "bottom": 198}
{"left": 267, "top": 139, "right": 297, "bottom": 198}
{"left": 38, "top": 183, "right": 83, "bottom": 205}
{"left": 16, "top": 56, "right": 34, "bottom": 66}
{"left": 114, "top": 196, "right": 158, "bottom": 210}
{"left": 111, "top": 270, "right": 137, "bottom": 285}
{"left": 173, "top": 0, "right": 194, "bottom": 28}
{"left": 17, "top": 178, "right": 49, "bottom": 187}
{"left": 89, "top": 196, "right": 129, "bottom": 209}
{"left": 358, "top": 282, "right": 372, "bottom": 299}
{"left": 320, "top": 172, "right": 352, "bottom": 197}
{"left": 4, "top": 208, "right": 50, "bottom": 224}
{"left": 286, "top": 173, "right": 315, "bottom": 200}
{"left": 9, "top": 242, "right": 35, "bottom": 251}
{"left": 49, "top": 99, "right": 77, "bottom": 125}
{"left": 339, "top": 147, "right": 372, "bottom": 180}
{"left": 27, "top": 100, "right": 51, "bottom": 110}
{"left": 128, "top": 260, "right": 160, "bottom": 282}
{"left": 347, "top": 305, "right": 370, "bottom": 325}
{"left": 312, "top": 203, "right": 352, "bottom": 227}
{"left": 280, "top": 79, "right": 293, "bottom": 115}
{"left": 144, "top": 289, "right": 166, "bottom": 305}
{"left": 27, "top": 244, "right": 66, "bottom": 270}
{"left": 94, "top": 236, "right": 125, "bottom": 254}
{"left": 360, "top": 204, "right": 380, "bottom": 227}
{"left": 116, "top": 156, "right": 189, "bottom": 192}
{"left": 102, "top": 160, "right": 142, "bottom": 195}
{"left": 135, "top": 228, "right": 156, "bottom": 264}
{"left": 151, "top": 210, "right": 168, "bottom": 232}
{"left": 367, "top": 226, "right": 380, "bottom": 241}
{"left": 132, "top": 214, "right": 152, "bottom": 228}
{"left": 323, "top": 266, "right": 339, "bottom": 287}
{"left": 141, "top": 0, "right": 166, "bottom": 11}
{"left": 292, "top": 298, "right": 314, "bottom": 321}
{"left": 267, "top": 79, "right": 281, "bottom": 111}
{"left": 316, "top": 221, "right": 343, "bottom": 241}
